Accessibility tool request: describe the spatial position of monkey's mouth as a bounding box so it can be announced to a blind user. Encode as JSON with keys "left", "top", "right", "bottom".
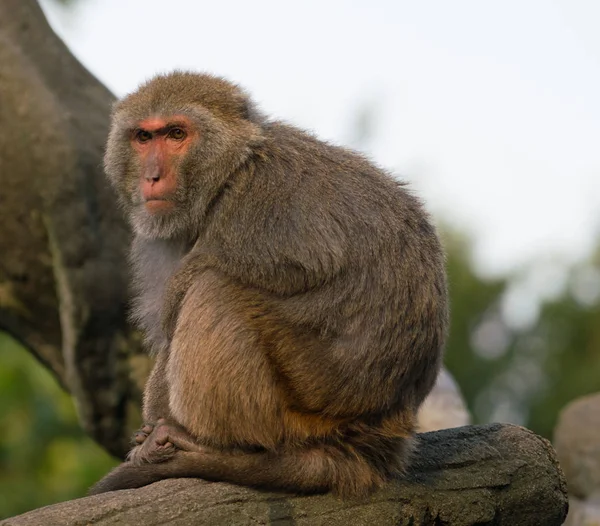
{"left": 144, "top": 198, "right": 176, "bottom": 213}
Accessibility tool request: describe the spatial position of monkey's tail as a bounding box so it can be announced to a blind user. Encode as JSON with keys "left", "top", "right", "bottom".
{"left": 89, "top": 461, "right": 175, "bottom": 495}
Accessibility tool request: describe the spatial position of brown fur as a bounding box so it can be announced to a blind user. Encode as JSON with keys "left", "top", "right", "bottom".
{"left": 91, "top": 71, "right": 448, "bottom": 498}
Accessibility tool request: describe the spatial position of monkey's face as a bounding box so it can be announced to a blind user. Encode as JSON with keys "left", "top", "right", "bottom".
{"left": 105, "top": 104, "right": 261, "bottom": 240}
{"left": 131, "top": 115, "right": 193, "bottom": 213}
{"left": 104, "top": 73, "right": 265, "bottom": 240}
{"left": 104, "top": 110, "right": 195, "bottom": 239}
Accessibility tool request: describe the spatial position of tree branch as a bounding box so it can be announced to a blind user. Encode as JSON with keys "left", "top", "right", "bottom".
{"left": 1, "top": 424, "right": 568, "bottom": 526}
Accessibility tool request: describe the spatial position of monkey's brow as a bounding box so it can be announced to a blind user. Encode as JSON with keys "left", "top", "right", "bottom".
{"left": 131, "top": 122, "right": 188, "bottom": 135}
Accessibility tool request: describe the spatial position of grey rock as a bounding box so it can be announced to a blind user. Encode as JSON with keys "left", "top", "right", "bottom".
{"left": 554, "top": 392, "right": 600, "bottom": 500}
{"left": 417, "top": 367, "right": 471, "bottom": 432}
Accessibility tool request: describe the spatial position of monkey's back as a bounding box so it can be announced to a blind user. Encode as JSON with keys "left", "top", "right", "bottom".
{"left": 205, "top": 121, "right": 448, "bottom": 419}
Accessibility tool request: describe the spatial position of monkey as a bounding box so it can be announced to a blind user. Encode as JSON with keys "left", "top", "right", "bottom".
{"left": 90, "top": 71, "right": 448, "bottom": 498}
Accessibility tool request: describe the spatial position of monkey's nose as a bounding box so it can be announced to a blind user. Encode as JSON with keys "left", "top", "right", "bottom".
{"left": 145, "top": 171, "right": 160, "bottom": 183}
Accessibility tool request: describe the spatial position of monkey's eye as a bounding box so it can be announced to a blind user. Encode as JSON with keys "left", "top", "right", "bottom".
{"left": 135, "top": 130, "right": 152, "bottom": 143}
{"left": 168, "top": 128, "right": 187, "bottom": 141}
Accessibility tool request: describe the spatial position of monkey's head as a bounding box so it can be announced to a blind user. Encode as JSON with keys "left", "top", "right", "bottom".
{"left": 105, "top": 71, "right": 264, "bottom": 239}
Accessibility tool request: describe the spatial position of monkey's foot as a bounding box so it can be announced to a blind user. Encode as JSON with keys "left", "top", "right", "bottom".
{"left": 152, "top": 419, "right": 205, "bottom": 453}
{"left": 128, "top": 419, "right": 202, "bottom": 465}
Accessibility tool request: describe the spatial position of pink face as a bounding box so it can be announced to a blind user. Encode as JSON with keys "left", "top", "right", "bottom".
{"left": 131, "top": 115, "right": 196, "bottom": 213}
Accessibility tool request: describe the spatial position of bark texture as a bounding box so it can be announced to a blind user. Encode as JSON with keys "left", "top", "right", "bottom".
{"left": 0, "top": 424, "right": 569, "bottom": 526}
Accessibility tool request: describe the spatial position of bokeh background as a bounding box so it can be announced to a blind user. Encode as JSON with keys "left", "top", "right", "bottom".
{"left": 1, "top": 0, "right": 599, "bottom": 518}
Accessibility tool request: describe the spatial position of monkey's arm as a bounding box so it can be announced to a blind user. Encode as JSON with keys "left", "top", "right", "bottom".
{"left": 140, "top": 349, "right": 172, "bottom": 423}
{"left": 205, "top": 240, "right": 347, "bottom": 297}
{"left": 129, "top": 350, "right": 175, "bottom": 459}
{"left": 208, "top": 191, "right": 356, "bottom": 296}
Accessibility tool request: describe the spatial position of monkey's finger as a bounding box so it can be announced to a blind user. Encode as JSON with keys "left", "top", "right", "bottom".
{"left": 134, "top": 432, "right": 149, "bottom": 444}
{"left": 166, "top": 432, "right": 204, "bottom": 453}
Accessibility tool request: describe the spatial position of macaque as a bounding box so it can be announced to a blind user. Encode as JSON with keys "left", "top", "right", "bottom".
{"left": 90, "top": 72, "right": 448, "bottom": 498}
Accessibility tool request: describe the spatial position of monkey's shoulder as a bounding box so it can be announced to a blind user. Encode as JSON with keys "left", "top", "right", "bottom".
{"left": 262, "top": 122, "right": 381, "bottom": 173}
{"left": 254, "top": 123, "right": 408, "bottom": 202}
{"left": 249, "top": 122, "right": 432, "bottom": 237}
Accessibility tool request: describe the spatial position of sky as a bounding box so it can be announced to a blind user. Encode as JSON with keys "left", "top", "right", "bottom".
{"left": 39, "top": 0, "right": 600, "bottom": 277}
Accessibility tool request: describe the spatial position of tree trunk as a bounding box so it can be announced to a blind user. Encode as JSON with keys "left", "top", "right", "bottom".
{"left": 0, "top": 0, "right": 146, "bottom": 458}
{"left": 0, "top": 424, "right": 569, "bottom": 526}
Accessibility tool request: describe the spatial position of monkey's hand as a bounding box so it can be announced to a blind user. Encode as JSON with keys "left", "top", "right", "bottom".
{"left": 127, "top": 418, "right": 203, "bottom": 466}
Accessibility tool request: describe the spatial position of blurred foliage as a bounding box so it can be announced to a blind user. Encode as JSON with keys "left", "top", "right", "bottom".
{"left": 0, "top": 332, "right": 117, "bottom": 519}
{"left": 443, "top": 231, "right": 507, "bottom": 407}
{"left": 444, "top": 231, "right": 600, "bottom": 439}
